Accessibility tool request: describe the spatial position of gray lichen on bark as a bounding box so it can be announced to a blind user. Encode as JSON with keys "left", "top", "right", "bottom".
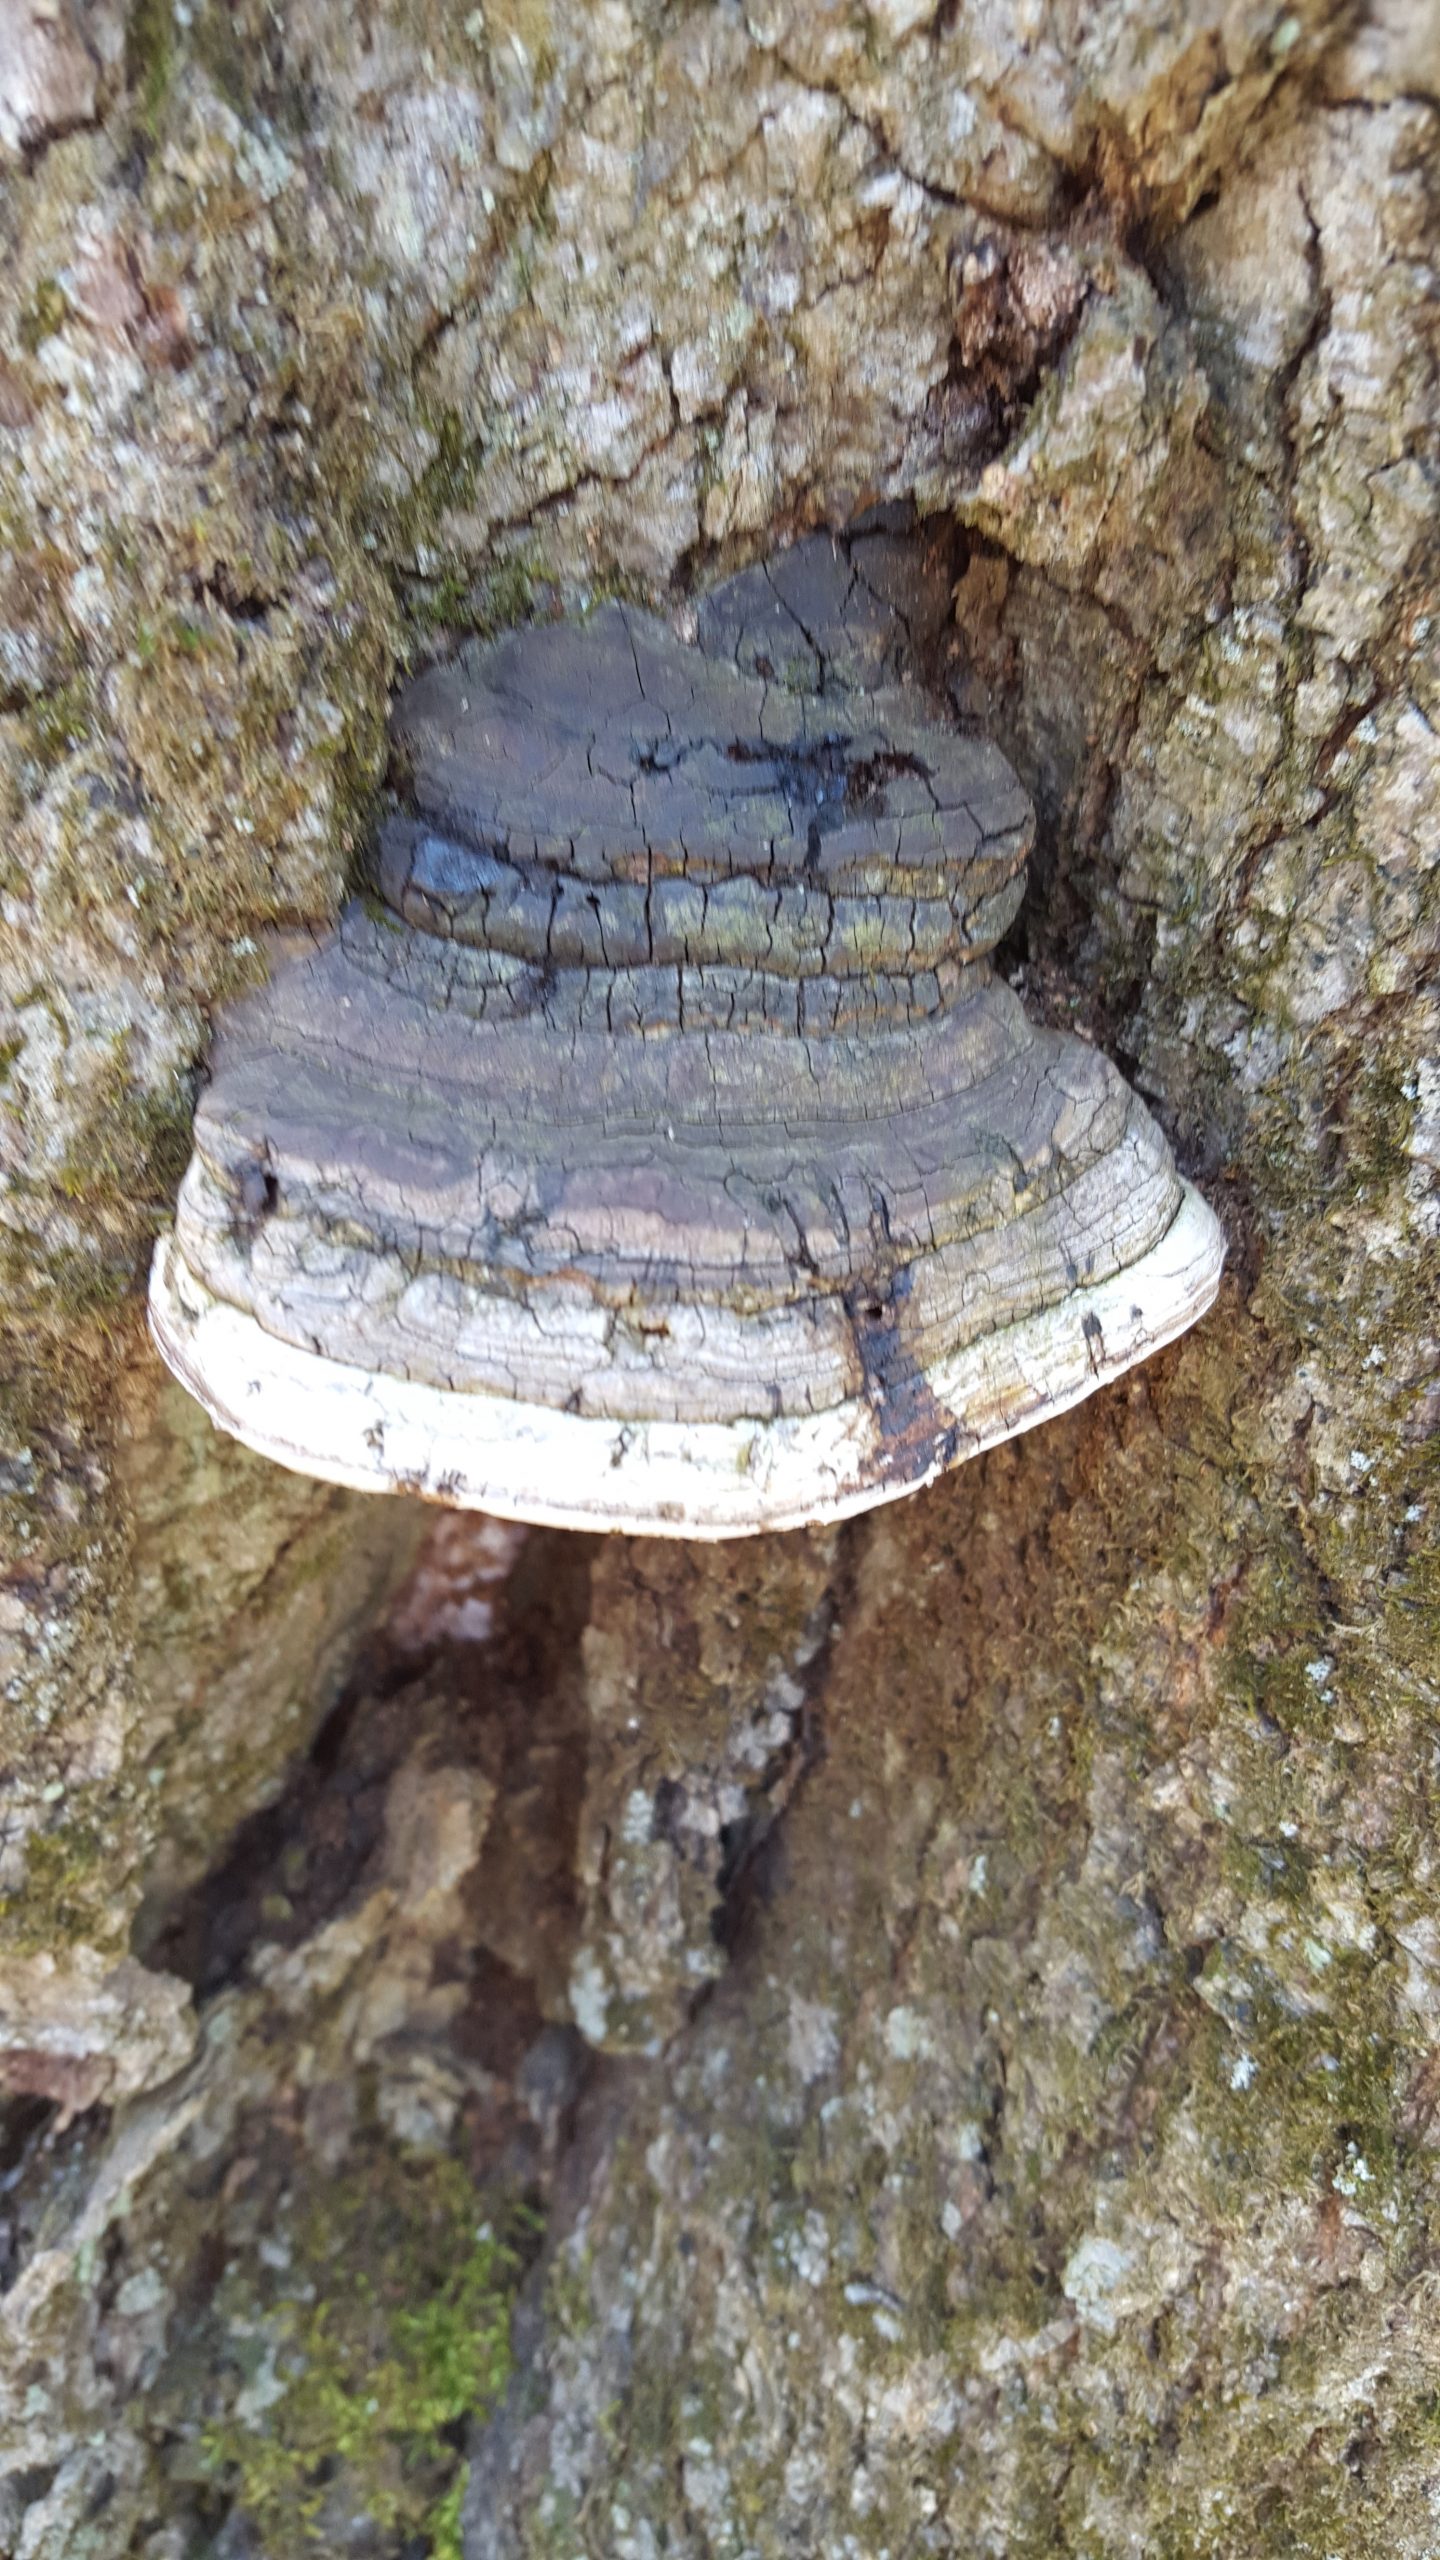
{"left": 0, "top": 0, "right": 1436, "bottom": 2553}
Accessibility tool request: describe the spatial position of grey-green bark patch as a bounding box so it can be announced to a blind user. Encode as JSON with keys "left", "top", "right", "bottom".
{"left": 198, "top": 2148, "right": 528, "bottom": 2554}
{"left": 125, "top": 0, "right": 178, "bottom": 134}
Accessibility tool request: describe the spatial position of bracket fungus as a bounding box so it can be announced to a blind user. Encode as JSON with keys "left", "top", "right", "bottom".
{"left": 150, "top": 533, "right": 1224, "bottom": 1538}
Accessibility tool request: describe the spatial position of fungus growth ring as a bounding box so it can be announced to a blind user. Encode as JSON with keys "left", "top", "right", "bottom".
{"left": 149, "top": 532, "right": 1224, "bottom": 1537}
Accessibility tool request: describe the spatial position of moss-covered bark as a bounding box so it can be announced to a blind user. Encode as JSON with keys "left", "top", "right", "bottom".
{"left": 0, "top": 0, "right": 1435, "bottom": 2553}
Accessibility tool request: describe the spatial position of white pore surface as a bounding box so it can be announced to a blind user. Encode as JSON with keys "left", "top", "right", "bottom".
{"left": 149, "top": 1183, "right": 1225, "bottom": 1538}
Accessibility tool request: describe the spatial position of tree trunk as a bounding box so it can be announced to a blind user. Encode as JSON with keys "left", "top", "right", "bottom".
{"left": 0, "top": 1, "right": 1436, "bottom": 2552}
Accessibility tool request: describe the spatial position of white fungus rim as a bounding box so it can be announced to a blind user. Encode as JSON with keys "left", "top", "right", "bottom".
{"left": 149, "top": 1182, "right": 1225, "bottom": 1540}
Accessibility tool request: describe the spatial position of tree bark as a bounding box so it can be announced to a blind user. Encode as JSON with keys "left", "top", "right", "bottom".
{"left": 0, "top": 1, "right": 1436, "bottom": 2553}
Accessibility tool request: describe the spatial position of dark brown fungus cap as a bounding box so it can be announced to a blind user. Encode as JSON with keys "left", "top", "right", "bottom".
{"left": 151, "top": 533, "right": 1223, "bottom": 1536}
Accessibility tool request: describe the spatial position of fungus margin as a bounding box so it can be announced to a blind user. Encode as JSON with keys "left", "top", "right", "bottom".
{"left": 149, "top": 1182, "right": 1223, "bottom": 1539}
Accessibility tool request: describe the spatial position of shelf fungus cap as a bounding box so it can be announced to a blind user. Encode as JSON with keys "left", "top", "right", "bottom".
{"left": 150, "top": 533, "right": 1224, "bottom": 1538}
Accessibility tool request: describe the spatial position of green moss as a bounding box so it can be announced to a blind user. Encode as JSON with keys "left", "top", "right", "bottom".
{"left": 25, "top": 672, "right": 93, "bottom": 770}
{"left": 1333, "top": 1046, "right": 1420, "bottom": 1198}
{"left": 191, "top": 0, "right": 253, "bottom": 116}
{"left": 407, "top": 564, "right": 476, "bottom": 632}
{"left": 474, "top": 551, "right": 541, "bottom": 633}
{"left": 1, "top": 1234, "right": 135, "bottom": 1320}
{"left": 1, "top": 1814, "right": 109, "bottom": 1951}
{"left": 1187, "top": 1991, "right": 1404, "bottom": 2202}
{"left": 18, "top": 279, "right": 69, "bottom": 356}
{"left": 125, "top": 0, "right": 178, "bottom": 134}
{"left": 427, "top": 2468, "right": 467, "bottom": 2560}
{"left": 54, "top": 1042, "right": 194, "bottom": 1229}
{"left": 392, "top": 409, "right": 479, "bottom": 583}
{"left": 202, "top": 2152, "right": 529, "bottom": 2553}
{"left": 543, "top": 2239, "right": 598, "bottom": 2345}
{"left": 407, "top": 546, "right": 543, "bottom": 641}
{"left": 1221, "top": 1829, "right": 1312, "bottom": 1906}
{"left": 355, "top": 888, "right": 406, "bottom": 929}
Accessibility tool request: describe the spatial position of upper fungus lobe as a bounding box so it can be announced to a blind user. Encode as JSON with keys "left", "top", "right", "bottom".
{"left": 149, "top": 530, "right": 1224, "bottom": 1537}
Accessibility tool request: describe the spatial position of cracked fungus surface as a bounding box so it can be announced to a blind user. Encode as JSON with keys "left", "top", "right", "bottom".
{"left": 151, "top": 533, "right": 1222, "bottom": 1534}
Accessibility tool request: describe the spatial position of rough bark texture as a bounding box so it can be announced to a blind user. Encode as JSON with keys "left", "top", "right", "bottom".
{"left": 0, "top": 0, "right": 1436, "bottom": 2554}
